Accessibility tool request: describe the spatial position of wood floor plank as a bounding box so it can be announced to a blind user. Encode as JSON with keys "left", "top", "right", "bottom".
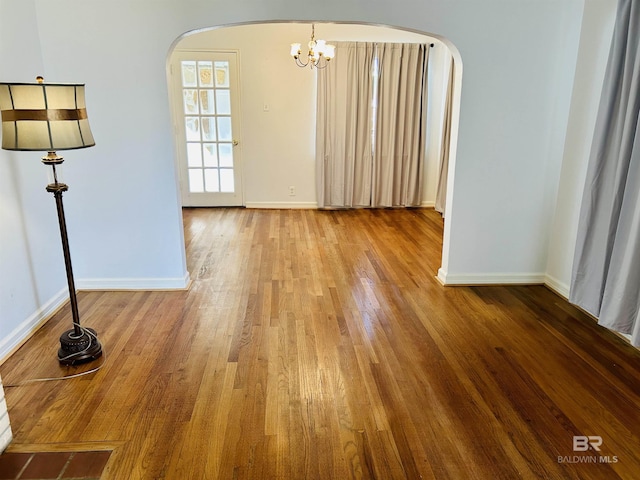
{"left": 2, "top": 207, "right": 640, "bottom": 479}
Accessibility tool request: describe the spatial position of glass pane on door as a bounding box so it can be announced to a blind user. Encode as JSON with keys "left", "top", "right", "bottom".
{"left": 180, "top": 59, "right": 235, "bottom": 194}
{"left": 188, "top": 169, "right": 204, "bottom": 193}
{"left": 220, "top": 169, "right": 234, "bottom": 192}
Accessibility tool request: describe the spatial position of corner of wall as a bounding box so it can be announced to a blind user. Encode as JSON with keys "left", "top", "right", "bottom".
{"left": 544, "top": 274, "right": 570, "bottom": 299}
{"left": 543, "top": 0, "right": 616, "bottom": 292}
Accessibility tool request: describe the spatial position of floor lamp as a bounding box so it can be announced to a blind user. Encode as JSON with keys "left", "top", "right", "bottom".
{"left": 0, "top": 77, "right": 103, "bottom": 365}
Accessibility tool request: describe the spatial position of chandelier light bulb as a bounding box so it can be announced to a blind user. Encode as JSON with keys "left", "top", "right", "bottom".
{"left": 324, "top": 44, "right": 335, "bottom": 60}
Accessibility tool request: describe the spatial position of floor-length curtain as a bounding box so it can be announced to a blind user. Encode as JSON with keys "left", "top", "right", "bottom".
{"left": 435, "top": 57, "right": 454, "bottom": 216}
{"left": 570, "top": 0, "right": 640, "bottom": 346}
{"left": 316, "top": 42, "right": 375, "bottom": 208}
{"left": 372, "top": 43, "right": 429, "bottom": 207}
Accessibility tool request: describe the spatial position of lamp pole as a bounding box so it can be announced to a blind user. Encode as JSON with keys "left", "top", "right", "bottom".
{"left": 45, "top": 155, "right": 102, "bottom": 365}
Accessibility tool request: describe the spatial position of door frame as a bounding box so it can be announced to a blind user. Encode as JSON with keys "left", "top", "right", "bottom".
{"left": 169, "top": 49, "right": 245, "bottom": 207}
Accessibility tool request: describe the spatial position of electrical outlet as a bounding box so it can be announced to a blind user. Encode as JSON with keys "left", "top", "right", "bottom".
{"left": 288, "top": 186, "right": 296, "bottom": 196}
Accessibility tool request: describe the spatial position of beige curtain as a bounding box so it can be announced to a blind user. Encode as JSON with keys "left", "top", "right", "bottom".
{"left": 317, "top": 42, "right": 429, "bottom": 208}
{"left": 316, "top": 42, "right": 375, "bottom": 208}
{"left": 372, "top": 43, "right": 429, "bottom": 207}
{"left": 435, "top": 57, "right": 455, "bottom": 216}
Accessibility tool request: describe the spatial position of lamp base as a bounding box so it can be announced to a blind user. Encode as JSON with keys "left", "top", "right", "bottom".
{"left": 58, "top": 328, "right": 103, "bottom": 366}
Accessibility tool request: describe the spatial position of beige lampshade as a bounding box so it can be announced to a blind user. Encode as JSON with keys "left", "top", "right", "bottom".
{"left": 0, "top": 81, "right": 95, "bottom": 151}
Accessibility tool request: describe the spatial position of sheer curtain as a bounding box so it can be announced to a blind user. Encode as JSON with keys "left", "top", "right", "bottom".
{"left": 316, "top": 42, "right": 428, "bottom": 208}
{"left": 570, "top": 0, "right": 640, "bottom": 346}
{"left": 316, "top": 42, "right": 375, "bottom": 208}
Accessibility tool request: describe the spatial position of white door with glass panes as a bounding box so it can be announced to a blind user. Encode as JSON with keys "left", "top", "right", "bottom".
{"left": 172, "top": 52, "right": 243, "bottom": 206}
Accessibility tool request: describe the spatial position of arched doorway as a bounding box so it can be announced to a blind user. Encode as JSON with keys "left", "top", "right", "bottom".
{"left": 167, "top": 21, "right": 463, "bottom": 278}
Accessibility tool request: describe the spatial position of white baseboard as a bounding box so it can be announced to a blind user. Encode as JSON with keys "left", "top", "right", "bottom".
{"left": 0, "top": 288, "right": 68, "bottom": 365}
{"left": 245, "top": 201, "right": 318, "bottom": 209}
{"left": 76, "top": 272, "right": 191, "bottom": 291}
{"left": 543, "top": 274, "right": 570, "bottom": 299}
{"left": 245, "top": 201, "right": 437, "bottom": 210}
{"left": 437, "top": 268, "right": 546, "bottom": 286}
{"left": 437, "top": 268, "right": 573, "bottom": 300}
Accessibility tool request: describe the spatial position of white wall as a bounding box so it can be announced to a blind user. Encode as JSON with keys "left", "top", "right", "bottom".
{"left": 174, "top": 23, "right": 448, "bottom": 208}
{"left": 438, "top": 0, "right": 586, "bottom": 283}
{"left": 545, "top": 0, "right": 617, "bottom": 297}
{"left": 0, "top": 0, "right": 70, "bottom": 361}
{"left": 34, "top": 3, "right": 190, "bottom": 292}
{"left": 0, "top": 0, "right": 606, "bottom": 363}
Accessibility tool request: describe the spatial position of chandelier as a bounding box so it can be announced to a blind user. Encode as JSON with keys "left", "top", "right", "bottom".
{"left": 290, "top": 24, "right": 335, "bottom": 69}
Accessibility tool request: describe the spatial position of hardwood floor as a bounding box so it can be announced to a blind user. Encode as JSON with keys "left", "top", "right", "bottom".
{"left": 2, "top": 207, "right": 640, "bottom": 479}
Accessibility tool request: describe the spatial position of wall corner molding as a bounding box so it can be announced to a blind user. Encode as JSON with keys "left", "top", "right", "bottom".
{"left": 543, "top": 274, "right": 570, "bottom": 299}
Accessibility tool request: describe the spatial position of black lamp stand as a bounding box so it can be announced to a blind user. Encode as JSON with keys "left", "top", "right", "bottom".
{"left": 44, "top": 153, "right": 103, "bottom": 365}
